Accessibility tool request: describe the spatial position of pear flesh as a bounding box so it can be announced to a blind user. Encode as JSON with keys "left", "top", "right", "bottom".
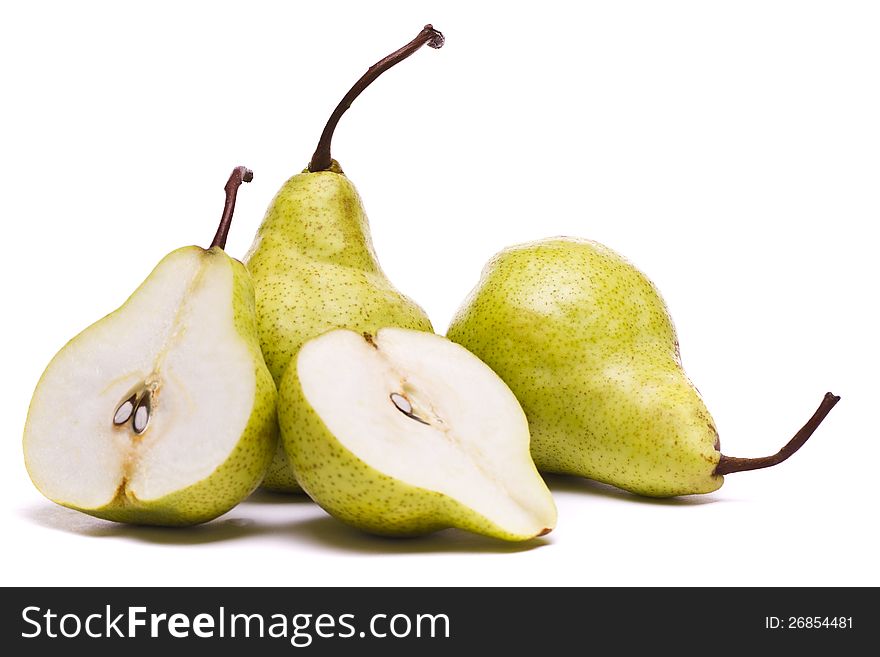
{"left": 280, "top": 327, "right": 557, "bottom": 540}
{"left": 23, "top": 246, "right": 277, "bottom": 524}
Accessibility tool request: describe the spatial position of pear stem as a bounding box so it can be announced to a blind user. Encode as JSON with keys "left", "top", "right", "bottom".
{"left": 714, "top": 392, "right": 840, "bottom": 475}
{"left": 308, "top": 24, "right": 445, "bottom": 173}
{"left": 210, "top": 166, "right": 254, "bottom": 250}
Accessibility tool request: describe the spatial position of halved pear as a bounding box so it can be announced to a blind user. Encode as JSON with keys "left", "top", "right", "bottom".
{"left": 23, "top": 168, "right": 277, "bottom": 525}
{"left": 278, "top": 327, "right": 557, "bottom": 541}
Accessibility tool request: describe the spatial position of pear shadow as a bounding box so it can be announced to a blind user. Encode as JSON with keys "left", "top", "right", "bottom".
{"left": 242, "top": 488, "right": 316, "bottom": 505}
{"left": 544, "top": 474, "right": 723, "bottom": 506}
{"left": 18, "top": 503, "right": 288, "bottom": 545}
{"left": 289, "top": 516, "right": 551, "bottom": 555}
{"left": 20, "top": 503, "right": 550, "bottom": 554}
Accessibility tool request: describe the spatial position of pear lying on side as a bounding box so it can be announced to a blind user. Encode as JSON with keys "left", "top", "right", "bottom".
{"left": 23, "top": 168, "right": 277, "bottom": 524}
{"left": 278, "top": 327, "right": 557, "bottom": 540}
{"left": 245, "top": 26, "right": 443, "bottom": 492}
{"left": 447, "top": 237, "right": 839, "bottom": 497}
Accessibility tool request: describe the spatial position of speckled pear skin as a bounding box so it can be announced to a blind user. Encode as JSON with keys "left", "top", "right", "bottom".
{"left": 447, "top": 238, "right": 723, "bottom": 497}
{"left": 244, "top": 161, "right": 433, "bottom": 492}
{"left": 277, "top": 349, "right": 545, "bottom": 541}
{"left": 32, "top": 248, "right": 278, "bottom": 525}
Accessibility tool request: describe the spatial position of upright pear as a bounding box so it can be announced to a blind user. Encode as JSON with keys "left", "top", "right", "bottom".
{"left": 245, "top": 26, "right": 443, "bottom": 491}
{"left": 24, "top": 168, "right": 277, "bottom": 524}
{"left": 447, "top": 238, "right": 838, "bottom": 497}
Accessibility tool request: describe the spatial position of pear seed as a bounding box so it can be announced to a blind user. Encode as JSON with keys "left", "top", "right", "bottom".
{"left": 390, "top": 393, "right": 429, "bottom": 425}
{"left": 390, "top": 393, "right": 412, "bottom": 415}
{"left": 133, "top": 394, "right": 151, "bottom": 434}
{"left": 113, "top": 398, "right": 135, "bottom": 425}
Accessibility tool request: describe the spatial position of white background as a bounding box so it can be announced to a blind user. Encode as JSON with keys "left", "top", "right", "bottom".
{"left": 1, "top": 1, "right": 877, "bottom": 587}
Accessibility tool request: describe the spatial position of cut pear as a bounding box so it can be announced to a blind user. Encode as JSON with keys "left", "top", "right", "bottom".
{"left": 280, "top": 327, "right": 557, "bottom": 541}
{"left": 23, "top": 246, "right": 277, "bottom": 525}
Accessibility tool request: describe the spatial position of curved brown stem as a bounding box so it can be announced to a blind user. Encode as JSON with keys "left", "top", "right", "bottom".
{"left": 210, "top": 166, "right": 254, "bottom": 250}
{"left": 715, "top": 392, "right": 840, "bottom": 475}
{"left": 308, "top": 24, "right": 444, "bottom": 173}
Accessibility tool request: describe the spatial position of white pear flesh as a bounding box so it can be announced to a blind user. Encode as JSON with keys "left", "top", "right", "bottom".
{"left": 289, "top": 327, "right": 557, "bottom": 540}
{"left": 23, "top": 247, "right": 275, "bottom": 524}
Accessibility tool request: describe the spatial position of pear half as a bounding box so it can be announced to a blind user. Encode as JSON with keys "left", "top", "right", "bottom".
{"left": 279, "top": 327, "right": 557, "bottom": 541}
{"left": 23, "top": 171, "right": 277, "bottom": 525}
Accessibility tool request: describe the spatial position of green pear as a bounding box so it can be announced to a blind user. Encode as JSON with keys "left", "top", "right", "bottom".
{"left": 245, "top": 26, "right": 444, "bottom": 492}
{"left": 278, "top": 327, "right": 557, "bottom": 540}
{"left": 23, "top": 168, "right": 277, "bottom": 524}
{"left": 447, "top": 237, "right": 839, "bottom": 497}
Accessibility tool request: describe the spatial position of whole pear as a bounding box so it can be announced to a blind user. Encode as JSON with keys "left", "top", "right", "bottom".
{"left": 245, "top": 26, "right": 443, "bottom": 491}
{"left": 447, "top": 237, "right": 838, "bottom": 497}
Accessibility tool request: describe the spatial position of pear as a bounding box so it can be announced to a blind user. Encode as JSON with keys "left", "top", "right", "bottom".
{"left": 23, "top": 167, "right": 277, "bottom": 524}
{"left": 447, "top": 237, "right": 839, "bottom": 497}
{"left": 278, "top": 327, "right": 557, "bottom": 540}
{"left": 245, "top": 26, "right": 443, "bottom": 492}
